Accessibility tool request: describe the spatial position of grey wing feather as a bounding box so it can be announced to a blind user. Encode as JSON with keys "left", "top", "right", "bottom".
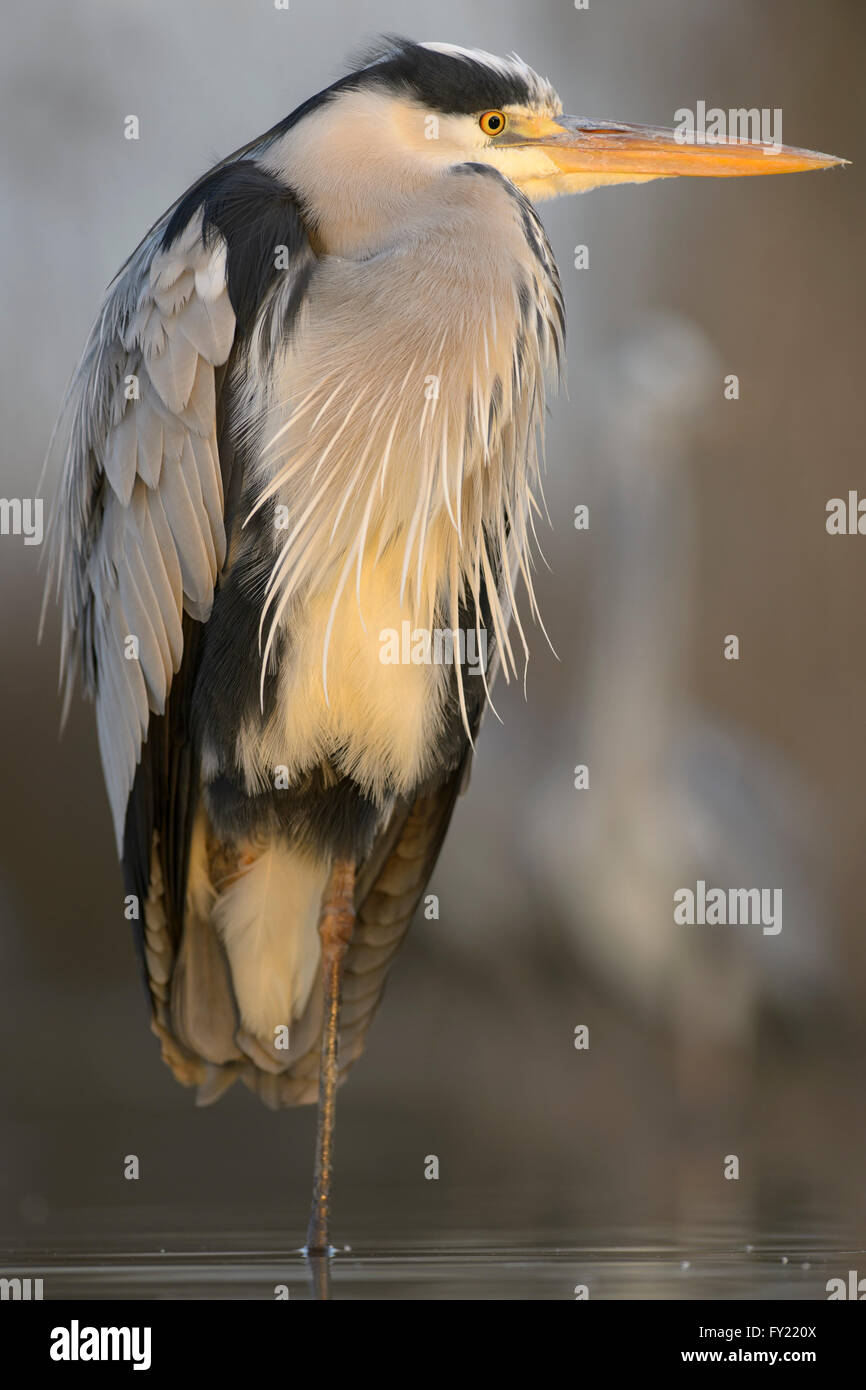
{"left": 47, "top": 211, "right": 236, "bottom": 852}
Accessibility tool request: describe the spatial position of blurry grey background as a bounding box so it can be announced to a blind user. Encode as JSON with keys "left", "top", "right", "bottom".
{"left": 2, "top": 0, "right": 865, "bottom": 1275}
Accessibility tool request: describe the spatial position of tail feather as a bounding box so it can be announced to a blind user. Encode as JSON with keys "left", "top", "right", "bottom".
{"left": 170, "top": 904, "right": 243, "bottom": 1066}
{"left": 211, "top": 842, "right": 328, "bottom": 1043}
{"left": 141, "top": 765, "right": 469, "bottom": 1108}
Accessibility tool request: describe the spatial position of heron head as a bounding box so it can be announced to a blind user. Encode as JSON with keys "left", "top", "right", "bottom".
{"left": 265, "top": 37, "right": 846, "bottom": 252}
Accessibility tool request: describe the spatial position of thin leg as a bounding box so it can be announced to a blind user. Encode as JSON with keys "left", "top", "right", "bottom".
{"left": 305, "top": 856, "right": 356, "bottom": 1257}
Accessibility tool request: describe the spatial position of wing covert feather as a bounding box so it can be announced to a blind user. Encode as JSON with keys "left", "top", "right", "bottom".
{"left": 50, "top": 210, "right": 236, "bottom": 851}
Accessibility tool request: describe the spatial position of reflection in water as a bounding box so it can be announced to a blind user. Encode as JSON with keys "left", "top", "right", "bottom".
{"left": 5, "top": 1194, "right": 861, "bottom": 1299}
{"left": 6, "top": 1235, "right": 862, "bottom": 1300}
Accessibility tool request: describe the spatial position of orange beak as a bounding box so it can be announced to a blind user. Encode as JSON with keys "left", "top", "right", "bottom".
{"left": 521, "top": 115, "right": 847, "bottom": 179}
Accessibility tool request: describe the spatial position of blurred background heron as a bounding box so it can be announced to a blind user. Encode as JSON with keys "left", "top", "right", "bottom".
{"left": 1, "top": 5, "right": 866, "bottom": 1295}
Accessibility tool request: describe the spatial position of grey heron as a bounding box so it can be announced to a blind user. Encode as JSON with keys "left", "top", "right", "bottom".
{"left": 529, "top": 316, "right": 835, "bottom": 1103}
{"left": 45, "top": 36, "right": 844, "bottom": 1258}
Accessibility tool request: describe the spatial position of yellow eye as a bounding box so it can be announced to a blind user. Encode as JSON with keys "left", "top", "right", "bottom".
{"left": 479, "top": 110, "right": 507, "bottom": 137}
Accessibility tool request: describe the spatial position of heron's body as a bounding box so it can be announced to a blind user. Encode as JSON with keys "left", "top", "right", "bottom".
{"left": 47, "top": 36, "right": 842, "bottom": 1245}
{"left": 190, "top": 154, "right": 559, "bottom": 1060}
